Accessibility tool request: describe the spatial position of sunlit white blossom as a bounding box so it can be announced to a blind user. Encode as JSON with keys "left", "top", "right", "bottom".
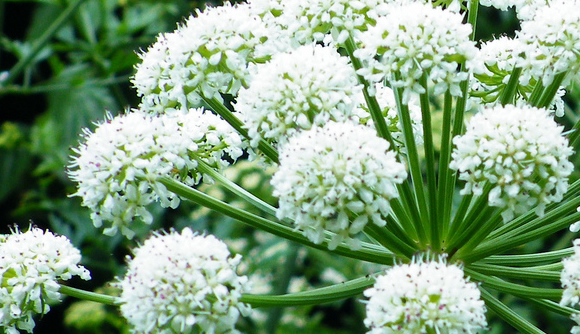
{"left": 355, "top": 1, "right": 477, "bottom": 103}
{"left": 364, "top": 255, "right": 487, "bottom": 334}
{"left": 235, "top": 44, "right": 362, "bottom": 148}
{"left": 117, "top": 228, "right": 251, "bottom": 334}
{"left": 450, "top": 105, "right": 574, "bottom": 222}
{"left": 0, "top": 226, "right": 90, "bottom": 334}
{"left": 68, "top": 109, "right": 244, "bottom": 238}
{"left": 271, "top": 121, "right": 407, "bottom": 250}
{"left": 133, "top": 2, "right": 291, "bottom": 114}
{"left": 517, "top": 1, "right": 580, "bottom": 86}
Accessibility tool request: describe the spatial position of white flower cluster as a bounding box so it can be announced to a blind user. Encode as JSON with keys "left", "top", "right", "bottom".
{"left": 517, "top": 1, "right": 580, "bottom": 86}
{"left": 235, "top": 44, "right": 363, "bottom": 148}
{"left": 0, "top": 227, "right": 91, "bottom": 334}
{"left": 561, "top": 239, "right": 580, "bottom": 334}
{"left": 68, "top": 109, "right": 244, "bottom": 238}
{"left": 117, "top": 228, "right": 251, "bottom": 334}
{"left": 251, "top": 0, "right": 384, "bottom": 45}
{"left": 355, "top": 1, "right": 477, "bottom": 103}
{"left": 450, "top": 105, "right": 574, "bottom": 222}
{"left": 356, "top": 85, "right": 424, "bottom": 148}
{"left": 133, "top": 2, "right": 290, "bottom": 114}
{"left": 271, "top": 121, "right": 407, "bottom": 250}
{"left": 470, "top": 36, "right": 565, "bottom": 116}
{"left": 364, "top": 255, "right": 487, "bottom": 334}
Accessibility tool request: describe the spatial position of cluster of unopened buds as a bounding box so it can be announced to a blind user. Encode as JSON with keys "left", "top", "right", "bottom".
{"left": 3, "top": 0, "right": 580, "bottom": 333}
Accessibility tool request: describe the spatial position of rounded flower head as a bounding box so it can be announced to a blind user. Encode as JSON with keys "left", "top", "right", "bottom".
{"left": 68, "top": 109, "right": 245, "bottom": 238}
{"left": 235, "top": 44, "right": 363, "bottom": 148}
{"left": 117, "top": 228, "right": 251, "bottom": 334}
{"left": 517, "top": 1, "right": 580, "bottom": 86}
{"left": 133, "top": 2, "right": 290, "bottom": 114}
{"left": 252, "top": 0, "right": 385, "bottom": 45}
{"left": 355, "top": 1, "right": 477, "bottom": 103}
{"left": 0, "top": 226, "right": 91, "bottom": 334}
{"left": 470, "top": 36, "right": 566, "bottom": 116}
{"left": 364, "top": 255, "right": 487, "bottom": 334}
{"left": 450, "top": 105, "right": 574, "bottom": 222}
{"left": 271, "top": 121, "right": 407, "bottom": 250}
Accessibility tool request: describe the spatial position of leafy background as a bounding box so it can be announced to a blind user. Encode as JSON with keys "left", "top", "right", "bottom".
{"left": 0, "top": 0, "right": 579, "bottom": 333}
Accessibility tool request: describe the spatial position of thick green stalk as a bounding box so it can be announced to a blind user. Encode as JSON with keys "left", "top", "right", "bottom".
{"left": 365, "top": 224, "right": 416, "bottom": 260}
{"left": 468, "top": 269, "right": 562, "bottom": 301}
{"left": 481, "top": 248, "right": 573, "bottom": 267}
{"left": 59, "top": 285, "right": 120, "bottom": 305}
{"left": 1, "top": 0, "right": 87, "bottom": 88}
{"left": 537, "top": 72, "right": 567, "bottom": 109}
{"left": 343, "top": 36, "right": 394, "bottom": 145}
{"left": 480, "top": 288, "right": 546, "bottom": 334}
{"left": 521, "top": 297, "right": 580, "bottom": 317}
{"left": 159, "top": 176, "right": 395, "bottom": 264}
{"left": 392, "top": 72, "right": 429, "bottom": 245}
{"left": 418, "top": 73, "right": 439, "bottom": 250}
{"left": 202, "top": 96, "right": 279, "bottom": 163}
{"left": 467, "top": 263, "right": 561, "bottom": 282}
{"left": 241, "top": 275, "right": 375, "bottom": 308}
{"left": 438, "top": 91, "right": 454, "bottom": 241}
{"left": 452, "top": 210, "right": 503, "bottom": 259}
{"left": 499, "top": 67, "right": 522, "bottom": 105}
{"left": 463, "top": 209, "right": 580, "bottom": 263}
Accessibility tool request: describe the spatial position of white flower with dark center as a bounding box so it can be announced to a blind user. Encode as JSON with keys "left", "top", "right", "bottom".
{"left": 117, "top": 228, "right": 251, "bottom": 334}
{"left": 470, "top": 36, "right": 566, "bottom": 116}
{"left": 364, "top": 255, "right": 487, "bottom": 334}
{"left": 355, "top": 1, "right": 477, "bottom": 103}
{"left": 356, "top": 85, "right": 423, "bottom": 148}
{"left": 0, "top": 226, "right": 91, "bottom": 334}
{"left": 133, "top": 2, "right": 291, "bottom": 114}
{"left": 235, "top": 44, "right": 363, "bottom": 148}
{"left": 271, "top": 121, "right": 407, "bottom": 250}
{"left": 560, "top": 239, "right": 580, "bottom": 334}
{"left": 450, "top": 105, "right": 573, "bottom": 222}
{"left": 68, "top": 109, "right": 244, "bottom": 238}
{"left": 517, "top": 1, "right": 580, "bottom": 86}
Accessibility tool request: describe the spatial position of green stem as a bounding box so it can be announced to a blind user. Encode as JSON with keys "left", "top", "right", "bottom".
{"left": 418, "top": 73, "right": 439, "bottom": 251}
{"left": 392, "top": 72, "right": 429, "bottom": 246}
{"left": 465, "top": 201, "right": 580, "bottom": 263}
{"left": 452, "top": 210, "right": 503, "bottom": 259}
{"left": 537, "top": 72, "right": 567, "bottom": 109}
{"left": 365, "top": 224, "right": 416, "bottom": 260}
{"left": 159, "top": 176, "right": 395, "bottom": 264}
{"left": 241, "top": 274, "right": 375, "bottom": 308}
{"left": 480, "top": 288, "right": 546, "bottom": 334}
{"left": 481, "top": 248, "right": 573, "bottom": 267}
{"left": 468, "top": 269, "right": 562, "bottom": 301}
{"left": 467, "top": 263, "right": 561, "bottom": 282}
{"left": 499, "top": 67, "right": 522, "bottom": 105}
{"left": 59, "top": 285, "right": 120, "bottom": 305}
{"left": 202, "top": 96, "right": 279, "bottom": 164}
{"left": 1, "top": 0, "right": 87, "bottom": 88}
{"left": 438, "top": 91, "right": 454, "bottom": 243}
{"left": 343, "top": 35, "right": 395, "bottom": 146}
{"left": 195, "top": 159, "right": 278, "bottom": 219}
{"left": 528, "top": 80, "right": 545, "bottom": 106}
{"left": 521, "top": 297, "right": 580, "bottom": 318}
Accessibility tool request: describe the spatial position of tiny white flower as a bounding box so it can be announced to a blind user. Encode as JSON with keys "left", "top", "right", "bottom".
{"left": 0, "top": 226, "right": 90, "bottom": 333}
{"left": 450, "top": 105, "right": 574, "bottom": 222}
{"left": 271, "top": 121, "right": 407, "bottom": 250}
{"left": 364, "top": 254, "right": 487, "bottom": 334}
{"left": 117, "top": 228, "right": 251, "bottom": 334}
{"left": 68, "top": 109, "right": 245, "bottom": 238}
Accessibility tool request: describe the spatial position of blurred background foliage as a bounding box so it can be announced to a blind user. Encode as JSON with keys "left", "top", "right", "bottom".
{"left": 0, "top": 0, "right": 579, "bottom": 333}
